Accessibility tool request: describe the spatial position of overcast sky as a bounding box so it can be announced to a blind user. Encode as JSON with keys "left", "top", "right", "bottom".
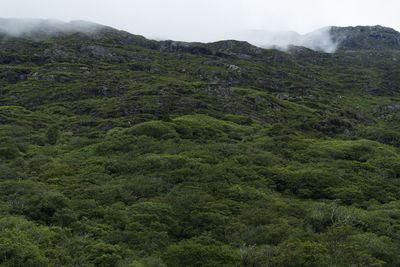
{"left": 1, "top": 0, "right": 399, "bottom": 42}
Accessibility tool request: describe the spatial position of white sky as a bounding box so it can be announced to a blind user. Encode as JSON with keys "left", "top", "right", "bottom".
{"left": 1, "top": 0, "right": 399, "bottom": 42}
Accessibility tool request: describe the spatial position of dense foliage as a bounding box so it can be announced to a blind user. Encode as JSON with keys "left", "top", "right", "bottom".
{"left": 1, "top": 24, "right": 400, "bottom": 266}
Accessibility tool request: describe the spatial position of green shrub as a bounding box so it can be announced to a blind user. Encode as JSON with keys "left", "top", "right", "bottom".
{"left": 128, "top": 121, "right": 178, "bottom": 139}
{"left": 162, "top": 244, "right": 238, "bottom": 267}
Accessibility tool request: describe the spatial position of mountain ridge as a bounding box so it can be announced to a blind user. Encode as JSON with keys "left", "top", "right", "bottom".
{"left": 1, "top": 18, "right": 400, "bottom": 53}
{"left": 331, "top": 25, "right": 400, "bottom": 50}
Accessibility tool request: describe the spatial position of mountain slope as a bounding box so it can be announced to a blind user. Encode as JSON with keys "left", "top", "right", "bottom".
{"left": 1, "top": 20, "right": 400, "bottom": 266}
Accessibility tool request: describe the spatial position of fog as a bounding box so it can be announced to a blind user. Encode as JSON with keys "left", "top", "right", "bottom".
{"left": 0, "top": 18, "right": 102, "bottom": 37}
{"left": 223, "top": 27, "right": 338, "bottom": 53}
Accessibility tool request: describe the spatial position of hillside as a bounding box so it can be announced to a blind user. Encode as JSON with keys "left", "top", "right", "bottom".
{"left": 1, "top": 20, "right": 400, "bottom": 266}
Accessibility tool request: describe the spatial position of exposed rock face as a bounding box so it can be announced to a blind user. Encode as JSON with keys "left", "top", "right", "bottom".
{"left": 44, "top": 46, "right": 70, "bottom": 58}
{"left": 80, "top": 45, "right": 120, "bottom": 62}
{"left": 0, "top": 69, "right": 29, "bottom": 83}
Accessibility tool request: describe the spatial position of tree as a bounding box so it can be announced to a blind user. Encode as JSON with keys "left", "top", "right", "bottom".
{"left": 162, "top": 244, "right": 238, "bottom": 267}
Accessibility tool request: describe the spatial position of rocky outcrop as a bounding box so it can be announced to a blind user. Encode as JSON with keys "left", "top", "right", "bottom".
{"left": 80, "top": 45, "right": 120, "bottom": 62}
{"left": 0, "top": 69, "right": 29, "bottom": 83}
{"left": 159, "top": 41, "right": 225, "bottom": 57}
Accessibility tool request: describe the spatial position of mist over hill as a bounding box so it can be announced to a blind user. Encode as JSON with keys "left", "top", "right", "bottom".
{"left": 0, "top": 18, "right": 103, "bottom": 37}
{"left": 1, "top": 18, "right": 400, "bottom": 54}
{"left": 1, "top": 18, "right": 398, "bottom": 54}
{"left": 227, "top": 27, "right": 338, "bottom": 52}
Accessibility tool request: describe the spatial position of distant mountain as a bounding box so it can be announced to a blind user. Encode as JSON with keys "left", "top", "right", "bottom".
{"left": 236, "top": 26, "right": 400, "bottom": 53}
{"left": 330, "top": 25, "right": 400, "bottom": 50}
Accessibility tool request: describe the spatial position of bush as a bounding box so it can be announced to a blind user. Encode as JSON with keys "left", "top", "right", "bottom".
{"left": 128, "top": 121, "right": 178, "bottom": 139}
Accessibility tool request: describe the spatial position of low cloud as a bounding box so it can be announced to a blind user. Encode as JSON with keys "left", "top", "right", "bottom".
{"left": 0, "top": 18, "right": 339, "bottom": 53}
{"left": 229, "top": 27, "right": 339, "bottom": 53}
{"left": 0, "top": 18, "right": 102, "bottom": 37}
